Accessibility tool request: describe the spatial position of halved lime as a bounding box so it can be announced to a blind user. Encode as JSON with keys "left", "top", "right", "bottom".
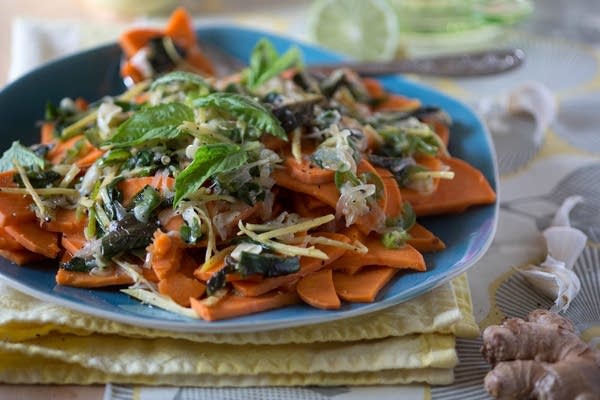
{"left": 308, "top": 0, "right": 400, "bottom": 61}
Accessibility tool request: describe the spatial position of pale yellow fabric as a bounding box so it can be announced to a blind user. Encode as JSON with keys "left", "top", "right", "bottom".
{"left": 0, "top": 274, "right": 478, "bottom": 386}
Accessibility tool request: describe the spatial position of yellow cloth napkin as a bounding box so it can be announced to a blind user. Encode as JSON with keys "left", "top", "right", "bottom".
{"left": 0, "top": 274, "right": 478, "bottom": 386}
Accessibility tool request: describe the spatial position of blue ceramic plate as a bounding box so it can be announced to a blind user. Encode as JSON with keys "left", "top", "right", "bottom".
{"left": 0, "top": 26, "right": 498, "bottom": 333}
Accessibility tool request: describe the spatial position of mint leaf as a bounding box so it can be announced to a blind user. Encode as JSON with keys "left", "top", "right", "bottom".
{"left": 244, "top": 39, "right": 302, "bottom": 89}
{"left": 150, "top": 71, "right": 212, "bottom": 92}
{"left": 105, "top": 103, "right": 194, "bottom": 148}
{"left": 193, "top": 92, "right": 286, "bottom": 140}
{"left": 0, "top": 141, "right": 45, "bottom": 172}
{"left": 174, "top": 143, "right": 248, "bottom": 205}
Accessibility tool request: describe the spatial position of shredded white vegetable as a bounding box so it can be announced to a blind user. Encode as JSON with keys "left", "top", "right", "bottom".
{"left": 239, "top": 221, "right": 328, "bottom": 259}
{"left": 122, "top": 288, "right": 198, "bottom": 318}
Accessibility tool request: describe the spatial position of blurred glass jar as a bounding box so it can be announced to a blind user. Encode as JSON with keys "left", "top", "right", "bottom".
{"left": 83, "top": 0, "right": 179, "bottom": 17}
{"left": 388, "top": 0, "right": 533, "bottom": 55}
{"left": 389, "top": 0, "right": 533, "bottom": 33}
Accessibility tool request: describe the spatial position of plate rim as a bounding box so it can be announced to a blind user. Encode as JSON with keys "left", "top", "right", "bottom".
{"left": 0, "top": 24, "right": 499, "bottom": 333}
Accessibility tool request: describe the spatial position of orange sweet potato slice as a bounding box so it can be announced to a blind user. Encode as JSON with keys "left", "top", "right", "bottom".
{"left": 158, "top": 272, "right": 206, "bottom": 307}
{"left": 61, "top": 232, "right": 86, "bottom": 255}
{"left": 401, "top": 157, "right": 496, "bottom": 216}
{"left": 43, "top": 208, "right": 87, "bottom": 233}
{"left": 333, "top": 266, "right": 398, "bottom": 302}
{"left": 147, "top": 230, "right": 185, "bottom": 280}
{"left": 190, "top": 288, "right": 300, "bottom": 321}
{"left": 407, "top": 223, "right": 445, "bottom": 252}
{"left": 4, "top": 223, "right": 60, "bottom": 258}
{"left": 119, "top": 28, "right": 162, "bottom": 58}
{"left": 297, "top": 269, "right": 341, "bottom": 310}
{"left": 375, "top": 94, "right": 421, "bottom": 112}
{"left": 284, "top": 157, "right": 335, "bottom": 185}
{"left": 0, "top": 248, "right": 45, "bottom": 265}
{"left": 329, "top": 234, "right": 426, "bottom": 275}
{"left": 0, "top": 226, "right": 25, "bottom": 251}
{"left": 0, "top": 193, "right": 35, "bottom": 226}
{"left": 56, "top": 267, "right": 133, "bottom": 288}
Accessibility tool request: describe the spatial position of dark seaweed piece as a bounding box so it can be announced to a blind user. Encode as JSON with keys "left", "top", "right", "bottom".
{"left": 265, "top": 96, "right": 322, "bottom": 133}
{"left": 147, "top": 36, "right": 187, "bottom": 74}
{"left": 13, "top": 169, "right": 61, "bottom": 188}
{"left": 29, "top": 144, "right": 53, "bottom": 159}
{"left": 368, "top": 154, "right": 416, "bottom": 175}
{"left": 292, "top": 71, "right": 322, "bottom": 94}
{"left": 60, "top": 256, "right": 97, "bottom": 272}
{"left": 236, "top": 252, "right": 300, "bottom": 278}
{"left": 206, "top": 263, "right": 235, "bottom": 296}
{"left": 319, "top": 69, "right": 369, "bottom": 102}
{"left": 100, "top": 214, "right": 157, "bottom": 259}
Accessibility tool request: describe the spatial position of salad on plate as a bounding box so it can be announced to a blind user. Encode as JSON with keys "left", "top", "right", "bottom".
{"left": 0, "top": 9, "right": 496, "bottom": 321}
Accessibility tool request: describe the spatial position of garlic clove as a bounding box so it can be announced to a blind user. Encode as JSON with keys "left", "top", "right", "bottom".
{"left": 551, "top": 195, "right": 584, "bottom": 227}
{"left": 543, "top": 226, "right": 587, "bottom": 271}
{"left": 507, "top": 81, "right": 557, "bottom": 145}
{"left": 516, "top": 263, "right": 581, "bottom": 312}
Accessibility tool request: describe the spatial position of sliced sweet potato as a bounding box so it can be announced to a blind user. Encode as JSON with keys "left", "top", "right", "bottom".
{"left": 43, "top": 208, "right": 87, "bottom": 233}
{"left": 0, "top": 192, "right": 35, "bottom": 226}
{"left": 75, "top": 148, "right": 104, "bottom": 168}
{"left": 40, "top": 122, "right": 55, "bottom": 144}
{"left": 4, "top": 223, "right": 60, "bottom": 258}
{"left": 353, "top": 159, "right": 387, "bottom": 235}
{"left": 0, "top": 171, "right": 17, "bottom": 187}
{"left": 0, "top": 226, "right": 25, "bottom": 251}
{"left": 0, "top": 248, "right": 45, "bottom": 265}
{"left": 333, "top": 266, "right": 398, "bottom": 302}
{"left": 375, "top": 94, "right": 421, "bottom": 112}
{"left": 158, "top": 272, "right": 206, "bottom": 307}
{"left": 119, "top": 28, "right": 162, "bottom": 58}
{"left": 190, "top": 288, "right": 300, "bottom": 321}
{"left": 297, "top": 269, "right": 341, "bottom": 310}
{"left": 147, "top": 230, "right": 184, "bottom": 280}
{"left": 363, "top": 77, "right": 385, "bottom": 99}
{"left": 284, "top": 157, "right": 334, "bottom": 185}
{"left": 61, "top": 232, "right": 86, "bottom": 255}
{"left": 408, "top": 223, "right": 445, "bottom": 252}
{"left": 329, "top": 234, "right": 426, "bottom": 275}
{"left": 375, "top": 167, "right": 403, "bottom": 219}
{"left": 163, "top": 7, "right": 197, "bottom": 51}
{"left": 273, "top": 169, "right": 339, "bottom": 209}
{"left": 56, "top": 267, "right": 133, "bottom": 288}
{"left": 401, "top": 157, "right": 496, "bottom": 216}
{"left": 118, "top": 175, "right": 173, "bottom": 206}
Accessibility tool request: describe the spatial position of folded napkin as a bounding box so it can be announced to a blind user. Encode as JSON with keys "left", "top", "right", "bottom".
{"left": 0, "top": 274, "right": 478, "bottom": 386}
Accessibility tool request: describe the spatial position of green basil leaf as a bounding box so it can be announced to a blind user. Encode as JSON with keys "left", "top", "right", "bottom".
{"left": 105, "top": 103, "right": 194, "bottom": 147}
{"left": 132, "top": 185, "right": 161, "bottom": 223}
{"left": 174, "top": 143, "right": 248, "bottom": 205}
{"left": 193, "top": 92, "right": 286, "bottom": 140}
{"left": 0, "top": 141, "right": 46, "bottom": 172}
{"left": 244, "top": 39, "right": 302, "bottom": 89}
{"left": 150, "top": 71, "right": 212, "bottom": 95}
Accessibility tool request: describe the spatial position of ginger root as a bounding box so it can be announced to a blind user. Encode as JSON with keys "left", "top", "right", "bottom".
{"left": 482, "top": 309, "right": 600, "bottom": 400}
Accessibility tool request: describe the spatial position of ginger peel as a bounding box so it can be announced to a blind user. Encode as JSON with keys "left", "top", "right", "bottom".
{"left": 482, "top": 309, "right": 600, "bottom": 399}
